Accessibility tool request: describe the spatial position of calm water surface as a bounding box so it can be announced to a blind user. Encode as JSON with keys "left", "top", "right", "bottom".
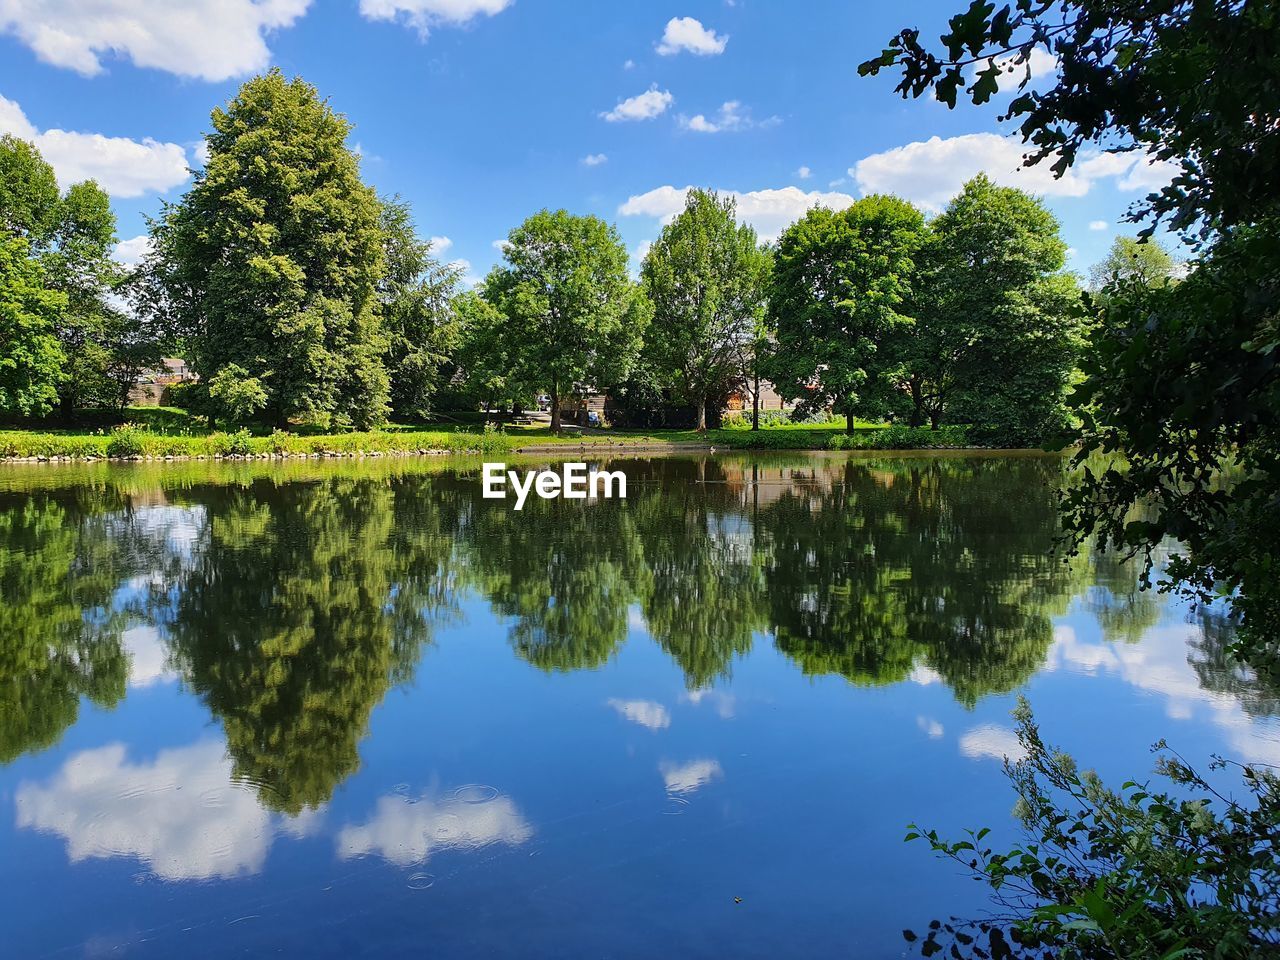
{"left": 1, "top": 453, "right": 1276, "bottom": 958}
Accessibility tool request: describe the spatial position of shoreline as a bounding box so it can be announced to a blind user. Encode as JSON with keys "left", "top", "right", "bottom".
{"left": 0, "top": 441, "right": 1053, "bottom": 466}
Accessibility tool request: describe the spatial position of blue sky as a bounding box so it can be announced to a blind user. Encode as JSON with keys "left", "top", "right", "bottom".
{"left": 0, "top": 1, "right": 1173, "bottom": 282}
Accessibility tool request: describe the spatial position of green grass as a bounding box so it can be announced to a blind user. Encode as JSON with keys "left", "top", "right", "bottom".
{"left": 0, "top": 408, "right": 976, "bottom": 461}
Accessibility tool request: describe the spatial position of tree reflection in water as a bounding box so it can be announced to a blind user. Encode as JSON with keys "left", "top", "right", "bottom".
{"left": 0, "top": 454, "right": 1266, "bottom": 810}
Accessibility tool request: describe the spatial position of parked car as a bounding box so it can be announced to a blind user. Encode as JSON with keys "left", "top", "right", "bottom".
{"left": 536, "top": 394, "right": 551, "bottom": 411}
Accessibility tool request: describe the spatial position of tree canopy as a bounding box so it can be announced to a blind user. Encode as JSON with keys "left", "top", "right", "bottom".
{"left": 765, "top": 195, "right": 928, "bottom": 433}
{"left": 146, "top": 70, "right": 391, "bottom": 429}
{"left": 640, "top": 189, "right": 770, "bottom": 431}
{"left": 483, "top": 209, "right": 646, "bottom": 431}
{"left": 862, "top": 0, "right": 1280, "bottom": 667}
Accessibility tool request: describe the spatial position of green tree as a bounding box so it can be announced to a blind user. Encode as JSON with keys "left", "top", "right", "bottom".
{"left": 207, "top": 363, "right": 269, "bottom": 426}
{"left": 484, "top": 209, "right": 645, "bottom": 432}
{"left": 41, "top": 180, "right": 139, "bottom": 415}
{"left": 0, "top": 134, "right": 60, "bottom": 243}
{"left": 146, "top": 70, "right": 390, "bottom": 429}
{"left": 860, "top": 0, "right": 1280, "bottom": 667}
{"left": 450, "top": 289, "right": 529, "bottom": 415}
{"left": 379, "top": 197, "right": 462, "bottom": 420}
{"left": 764, "top": 196, "right": 927, "bottom": 433}
{"left": 1089, "top": 236, "right": 1180, "bottom": 292}
{"left": 0, "top": 236, "right": 65, "bottom": 417}
{"left": 0, "top": 136, "right": 143, "bottom": 416}
{"left": 640, "top": 189, "right": 770, "bottom": 431}
{"left": 917, "top": 175, "right": 1084, "bottom": 445}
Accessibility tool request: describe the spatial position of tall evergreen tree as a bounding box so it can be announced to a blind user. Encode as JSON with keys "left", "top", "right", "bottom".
{"left": 146, "top": 70, "right": 390, "bottom": 428}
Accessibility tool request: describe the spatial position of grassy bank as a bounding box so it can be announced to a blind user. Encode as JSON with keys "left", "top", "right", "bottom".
{"left": 0, "top": 408, "right": 974, "bottom": 462}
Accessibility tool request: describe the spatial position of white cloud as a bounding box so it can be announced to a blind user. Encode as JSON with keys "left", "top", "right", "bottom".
{"left": 15, "top": 742, "right": 276, "bottom": 880}
{"left": 337, "top": 789, "right": 532, "bottom": 866}
{"left": 660, "top": 758, "right": 723, "bottom": 794}
{"left": 990, "top": 47, "right": 1059, "bottom": 85}
{"left": 656, "top": 16, "right": 728, "bottom": 56}
{"left": 851, "top": 133, "right": 1182, "bottom": 213}
{"left": 620, "top": 184, "right": 856, "bottom": 243}
{"left": 623, "top": 58, "right": 635, "bottom": 70}
{"left": 0, "top": 94, "right": 188, "bottom": 198}
{"left": 113, "top": 235, "right": 153, "bottom": 269}
{"left": 582, "top": 152, "right": 608, "bottom": 167}
{"left": 1078, "top": 148, "right": 1180, "bottom": 192}
{"left": 680, "top": 100, "right": 779, "bottom": 134}
{"left": 428, "top": 235, "right": 453, "bottom": 254}
{"left": 1089, "top": 220, "right": 1108, "bottom": 231}
{"left": 448, "top": 256, "right": 483, "bottom": 287}
{"left": 602, "top": 85, "right": 674, "bottom": 123}
{"left": 191, "top": 140, "right": 210, "bottom": 166}
{"left": 1118, "top": 155, "right": 1180, "bottom": 192}
{"left": 0, "top": 0, "right": 310, "bottom": 81}
{"left": 852, "top": 133, "right": 1092, "bottom": 212}
{"left": 607, "top": 698, "right": 671, "bottom": 730}
{"left": 959, "top": 724, "right": 1027, "bottom": 762}
{"left": 796, "top": 165, "right": 812, "bottom": 180}
{"left": 358, "top": 0, "right": 513, "bottom": 37}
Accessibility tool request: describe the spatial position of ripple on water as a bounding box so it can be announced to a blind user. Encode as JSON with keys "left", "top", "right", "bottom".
{"left": 451, "top": 784, "right": 499, "bottom": 804}
{"left": 406, "top": 872, "right": 436, "bottom": 890}
{"left": 662, "top": 796, "right": 690, "bottom": 816}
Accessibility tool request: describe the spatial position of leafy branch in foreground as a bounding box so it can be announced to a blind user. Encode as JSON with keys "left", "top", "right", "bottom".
{"left": 906, "top": 697, "right": 1280, "bottom": 959}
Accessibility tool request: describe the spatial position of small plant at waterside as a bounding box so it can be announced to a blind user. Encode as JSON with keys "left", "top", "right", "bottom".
{"left": 829, "top": 425, "right": 969, "bottom": 450}
{"left": 224, "top": 428, "right": 254, "bottom": 456}
{"left": 905, "top": 698, "right": 1280, "bottom": 960}
{"left": 105, "top": 423, "right": 148, "bottom": 458}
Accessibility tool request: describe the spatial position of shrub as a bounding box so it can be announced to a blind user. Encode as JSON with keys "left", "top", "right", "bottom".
{"left": 224, "top": 428, "right": 254, "bottom": 456}
{"left": 828, "top": 425, "right": 969, "bottom": 450}
{"left": 905, "top": 698, "right": 1280, "bottom": 959}
{"left": 106, "top": 423, "right": 148, "bottom": 458}
{"left": 268, "top": 428, "right": 292, "bottom": 454}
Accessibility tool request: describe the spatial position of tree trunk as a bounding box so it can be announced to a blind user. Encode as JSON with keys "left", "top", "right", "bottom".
{"left": 751, "top": 368, "right": 760, "bottom": 431}
{"left": 695, "top": 396, "right": 708, "bottom": 432}
{"left": 930, "top": 408, "right": 941, "bottom": 430}
{"left": 845, "top": 398, "right": 856, "bottom": 435}
{"left": 909, "top": 380, "right": 924, "bottom": 428}
{"left": 550, "top": 384, "right": 561, "bottom": 433}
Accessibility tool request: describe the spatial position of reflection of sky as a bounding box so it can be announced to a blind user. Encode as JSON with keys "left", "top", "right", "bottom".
{"left": 4, "top": 492, "right": 1280, "bottom": 957}
{"left": 1042, "top": 614, "right": 1280, "bottom": 766}
{"left": 337, "top": 792, "right": 532, "bottom": 867}
{"left": 122, "top": 625, "right": 176, "bottom": 688}
{"left": 16, "top": 741, "right": 276, "bottom": 880}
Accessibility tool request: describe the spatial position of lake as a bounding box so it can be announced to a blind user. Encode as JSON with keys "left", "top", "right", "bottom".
{"left": 1, "top": 453, "right": 1276, "bottom": 958}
